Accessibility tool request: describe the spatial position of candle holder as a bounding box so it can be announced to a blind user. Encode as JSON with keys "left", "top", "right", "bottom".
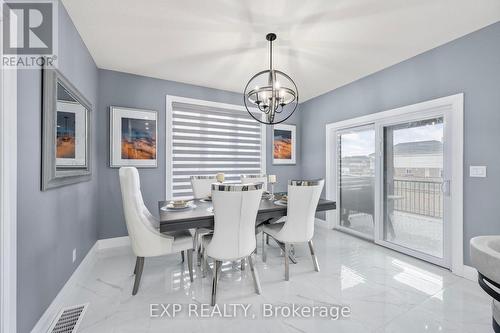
{"left": 270, "top": 182, "right": 276, "bottom": 200}
{"left": 268, "top": 174, "right": 277, "bottom": 200}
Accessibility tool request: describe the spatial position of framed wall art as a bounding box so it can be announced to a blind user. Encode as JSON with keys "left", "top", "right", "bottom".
{"left": 272, "top": 123, "right": 296, "bottom": 165}
{"left": 110, "top": 106, "right": 157, "bottom": 168}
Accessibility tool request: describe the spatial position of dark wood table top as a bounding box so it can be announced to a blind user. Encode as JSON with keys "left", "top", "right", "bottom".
{"left": 158, "top": 197, "right": 336, "bottom": 232}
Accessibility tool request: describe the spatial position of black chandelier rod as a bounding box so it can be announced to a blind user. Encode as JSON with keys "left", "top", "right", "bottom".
{"left": 269, "top": 36, "right": 273, "bottom": 71}
{"left": 266, "top": 33, "right": 277, "bottom": 71}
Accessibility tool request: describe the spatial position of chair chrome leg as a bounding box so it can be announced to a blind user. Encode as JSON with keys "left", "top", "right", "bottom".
{"left": 211, "top": 260, "right": 222, "bottom": 306}
{"left": 201, "top": 247, "right": 207, "bottom": 278}
{"left": 132, "top": 257, "right": 144, "bottom": 295}
{"left": 197, "top": 246, "right": 202, "bottom": 267}
{"left": 187, "top": 249, "right": 194, "bottom": 282}
{"left": 262, "top": 232, "right": 267, "bottom": 263}
{"left": 284, "top": 243, "right": 290, "bottom": 281}
{"left": 241, "top": 258, "right": 245, "bottom": 271}
{"left": 248, "top": 255, "right": 261, "bottom": 295}
{"left": 181, "top": 250, "right": 185, "bottom": 263}
{"left": 193, "top": 229, "right": 199, "bottom": 250}
{"left": 194, "top": 229, "right": 203, "bottom": 267}
{"left": 308, "top": 240, "right": 320, "bottom": 272}
{"left": 133, "top": 257, "right": 139, "bottom": 275}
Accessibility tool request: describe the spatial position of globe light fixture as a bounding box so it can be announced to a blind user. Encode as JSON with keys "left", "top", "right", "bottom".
{"left": 244, "top": 33, "right": 298, "bottom": 125}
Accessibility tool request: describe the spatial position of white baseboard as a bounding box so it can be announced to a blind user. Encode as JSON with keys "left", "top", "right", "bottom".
{"left": 96, "top": 236, "right": 130, "bottom": 250}
{"left": 460, "top": 265, "right": 478, "bottom": 282}
{"left": 31, "top": 243, "right": 98, "bottom": 333}
{"left": 31, "top": 236, "right": 133, "bottom": 332}
{"left": 314, "top": 218, "right": 329, "bottom": 229}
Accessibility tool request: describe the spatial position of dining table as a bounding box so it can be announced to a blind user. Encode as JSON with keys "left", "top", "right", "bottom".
{"left": 158, "top": 195, "right": 336, "bottom": 233}
{"left": 158, "top": 195, "right": 336, "bottom": 264}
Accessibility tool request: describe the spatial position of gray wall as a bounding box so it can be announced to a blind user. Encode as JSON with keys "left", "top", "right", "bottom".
{"left": 19, "top": 5, "right": 499, "bottom": 331}
{"left": 299, "top": 21, "right": 500, "bottom": 265}
{"left": 16, "top": 4, "right": 99, "bottom": 333}
{"left": 97, "top": 69, "right": 301, "bottom": 239}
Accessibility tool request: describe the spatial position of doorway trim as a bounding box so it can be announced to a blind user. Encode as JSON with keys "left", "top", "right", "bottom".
{"left": 0, "top": 1, "right": 18, "bottom": 331}
{"left": 326, "top": 94, "right": 464, "bottom": 275}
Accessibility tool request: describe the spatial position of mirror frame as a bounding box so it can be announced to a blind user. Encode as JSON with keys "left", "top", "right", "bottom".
{"left": 42, "top": 67, "right": 92, "bottom": 191}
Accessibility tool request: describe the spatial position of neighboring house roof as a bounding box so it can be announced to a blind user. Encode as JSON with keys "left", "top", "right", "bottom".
{"left": 394, "top": 140, "right": 443, "bottom": 155}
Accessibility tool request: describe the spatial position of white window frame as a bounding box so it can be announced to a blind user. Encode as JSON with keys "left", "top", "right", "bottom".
{"left": 0, "top": 1, "right": 18, "bottom": 331}
{"left": 165, "top": 95, "right": 266, "bottom": 199}
{"left": 326, "top": 94, "right": 463, "bottom": 274}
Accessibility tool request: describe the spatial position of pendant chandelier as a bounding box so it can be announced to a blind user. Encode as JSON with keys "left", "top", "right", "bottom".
{"left": 244, "top": 33, "right": 298, "bottom": 125}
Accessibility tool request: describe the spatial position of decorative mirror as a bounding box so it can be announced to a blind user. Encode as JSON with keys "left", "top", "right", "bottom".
{"left": 42, "top": 68, "right": 92, "bottom": 190}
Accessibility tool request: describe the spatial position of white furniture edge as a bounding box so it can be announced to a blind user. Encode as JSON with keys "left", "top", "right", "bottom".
{"left": 165, "top": 95, "right": 266, "bottom": 199}
{"left": 325, "top": 93, "right": 465, "bottom": 277}
{"left": 30, "top": 243, "right": 99, "bottom": 333}
{"left": 0, "top": 3, "right": 17, "bottom": 331}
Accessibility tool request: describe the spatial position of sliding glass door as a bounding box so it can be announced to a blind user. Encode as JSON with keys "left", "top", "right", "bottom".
{"left": 379, "top": 116, "right": 449, "bottom": 266}
{"left": 337, "top": 125, "right": 375, "bottom": 239}
{"left": 331, "top": 107, "right": 453, "bottom": 268}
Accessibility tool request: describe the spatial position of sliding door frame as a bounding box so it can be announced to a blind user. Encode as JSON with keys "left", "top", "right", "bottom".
{"left": 326, "top": 94, "right": 463, "bottom": 274}
{"left": 375, "top": 109, "right": 451, "bottom": 267}
{"left": 332, "top": 124, "right": 377, "bottom": 241}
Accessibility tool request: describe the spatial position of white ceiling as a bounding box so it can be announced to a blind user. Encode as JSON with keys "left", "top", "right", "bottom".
{"left": 62, "top": 0, "right": 500, "bottom": 101}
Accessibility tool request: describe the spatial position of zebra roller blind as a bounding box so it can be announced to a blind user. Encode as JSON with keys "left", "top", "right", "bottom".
{"left": 168, "top": 99, "right": 265, "bottom": 199}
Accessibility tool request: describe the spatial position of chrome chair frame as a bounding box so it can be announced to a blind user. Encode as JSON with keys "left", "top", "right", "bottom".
{"left": 262, "top": 179, "right": 324, "bottom": 281}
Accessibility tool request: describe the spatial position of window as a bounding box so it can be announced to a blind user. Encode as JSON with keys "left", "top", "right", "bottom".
{"left": 166, "top": 96, "right": 266, "bottom": 199}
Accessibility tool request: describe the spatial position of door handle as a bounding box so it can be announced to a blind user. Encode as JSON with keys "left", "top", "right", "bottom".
{"left": 441, "top": 180, "right": 451, "bottom": 196}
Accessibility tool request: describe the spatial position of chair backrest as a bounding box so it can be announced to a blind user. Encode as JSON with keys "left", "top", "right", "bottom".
{"left": 119, "top": 167, "right": 172, "bottom": 256}
{"left": 207, "top": 183, "right": 263, "bottom": 260}
{"left": 190, "top": 176, "right": 217, "bottom": 199}
{"left": 241, "top": 174, "right": 267, "bottom": 189}
{"left": 276, "top": 179, "right": 324, "bottom": 243}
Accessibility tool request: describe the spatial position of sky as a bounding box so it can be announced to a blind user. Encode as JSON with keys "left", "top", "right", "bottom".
{"left": 340, "top": 121, "right": 443, "bottom": 157}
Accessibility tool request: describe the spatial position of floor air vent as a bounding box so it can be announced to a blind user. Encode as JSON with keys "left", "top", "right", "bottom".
{"left": 48, "top": 303, "right": 88, "bottom": 333}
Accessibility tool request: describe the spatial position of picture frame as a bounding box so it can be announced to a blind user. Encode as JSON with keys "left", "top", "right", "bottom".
{"left": 272, "top": 123, "right": 296, "bottom": 165}
{"left": 109, "top": 106, "right": 158, "bottom": 168}
{"left": 42, "top": 67, "right": 92, "bottom": 191}
{"left": 56, "top": 99, "right": 87, "bottom": 168}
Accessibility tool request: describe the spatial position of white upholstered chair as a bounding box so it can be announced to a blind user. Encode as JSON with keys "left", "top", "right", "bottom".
{"left": 240, "top": 174, "right": 267, "bottom": 190}
{"left": 240, "top": 174, "right": 269, "bottom": 254}
{"left": 202, "top": 183, "right": 263, "bottom": 305}
{"left": 190, "top": 176, "right": 217, "bottom": 199}
{"left": 262, "top": 179, "right": 324, "bottom": 281}
{"left": 119, "top": 167, "right": 194, "bottom": 295}
{"left": 190, "top": 175, "right": 217, "bottom": 264}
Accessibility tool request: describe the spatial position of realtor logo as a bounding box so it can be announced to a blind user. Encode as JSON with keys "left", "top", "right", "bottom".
{"left": 2, "top": 1, "right": 58, "bottom": 67}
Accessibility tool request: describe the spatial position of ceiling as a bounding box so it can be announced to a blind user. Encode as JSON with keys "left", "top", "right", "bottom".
{"left": 62, "top": 0, "right": 500, "bottom": 101}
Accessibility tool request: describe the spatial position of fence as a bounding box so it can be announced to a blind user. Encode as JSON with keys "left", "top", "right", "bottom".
{"left": 392, "top": 179, "right": 442, "bottom": 218}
